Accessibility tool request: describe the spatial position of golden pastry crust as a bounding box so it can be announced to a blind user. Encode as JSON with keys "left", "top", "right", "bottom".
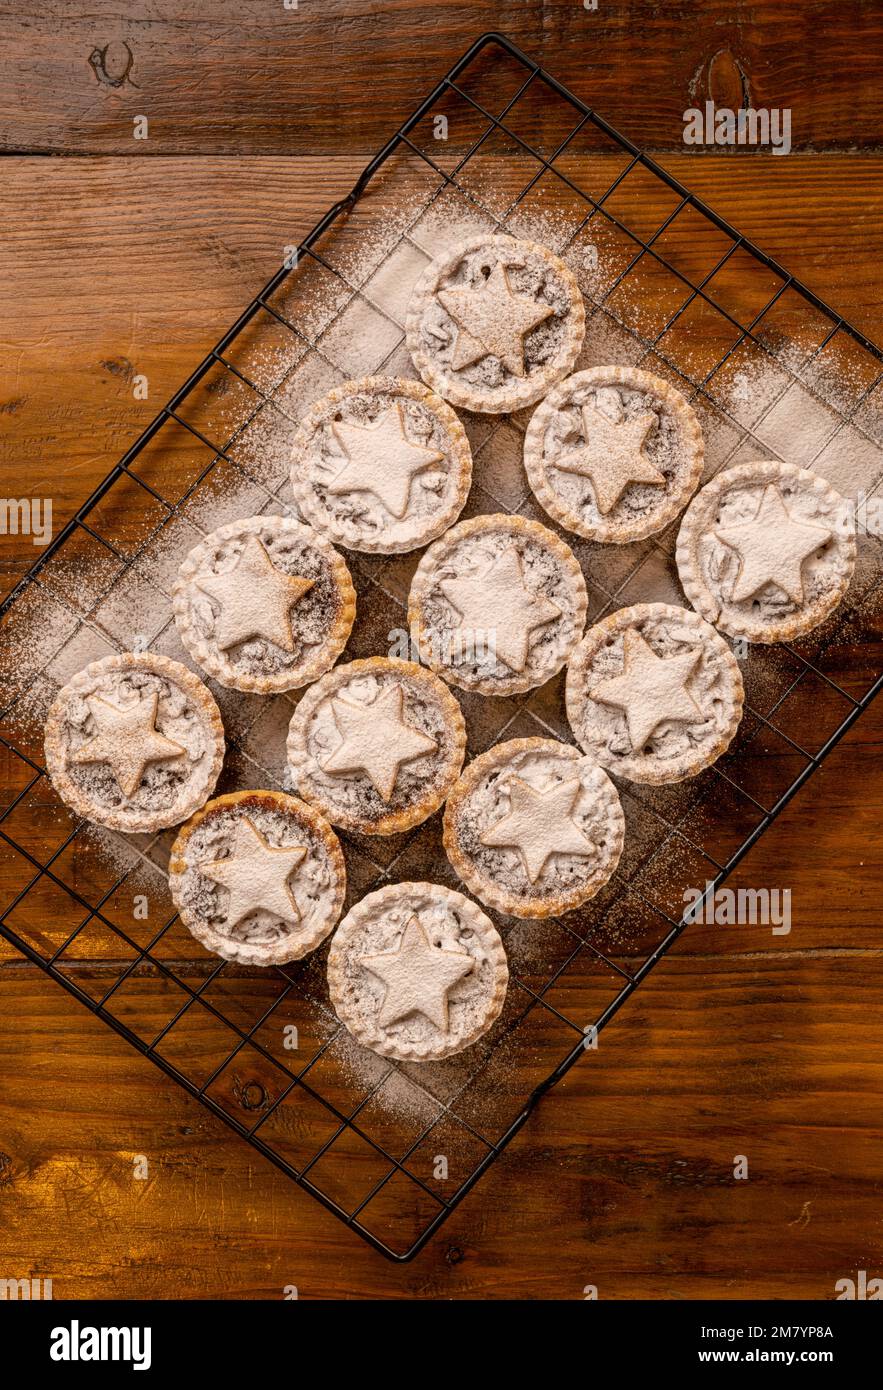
{"left": 523, "top": 366, "right": 704, "bottom": 543}
{"left": 289, "top": 375, "right": 472, "bottom": 554}
{"left": 286, "top": 657, "right": 466, "bottom": 836}
{"left": 407, "top": 512, "right": 589, "bottom": 696}
{"left": 44, "top": 651, "right": 224, "bottom": 833}
{"left": 565, "top": 602, "right": 745, "bottom": 785}
{"left": 172, "top": 514, "right": 356, "bottom": 693}
{"left": 326, "top": 881, "right": 508, "bottom": 1061}
{"left": 169, "top": 789, "right": 346, "bottom": 966}
{"left": 443, "top": 737, "right": 625, "bottom": 920}
{"left": 675, "top": 460, "right": 855, "bottom": 643}
{"left": 405, "top": 234, "right": 586, "bottom": 414}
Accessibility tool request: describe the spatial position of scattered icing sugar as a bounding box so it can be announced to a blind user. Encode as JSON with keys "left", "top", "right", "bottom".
{"left": 78, "top": 819, "right": 153, "bottom": 885}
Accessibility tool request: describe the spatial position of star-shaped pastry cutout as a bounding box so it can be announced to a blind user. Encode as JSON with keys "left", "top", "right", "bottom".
{"left": 480, "top": 776, "right": 595, "bottom": 883}
{"left": 440, "top": 547, "right": 561, "bottom": 673}
{"left": 360, "top": 915, "right": 473, "bottom": 1031}
{"left": 438, "top": 261, "right": 554, "bottom": 377}
{"left": 71, "top": 691, "right": 185, "bottom": 798}
{"left": 320, "top": 683, "right": 437, "bottom": 801}
{"left": 196, "top": 534, "right": 314, "bottom": 652}
{"left": 199, "top": 817, "right": 307, "bottom": 928}
{"left": 714, "top": 484, "right": 832, "bottom": 604}
{"left": 328, "top": 405, "right": 445, "bottom": 519}
{"left": 589, "top": 629, "right": 703, "bottom": 753}
{"left": 554, "top": 402, "right": 663, "bottom": 514}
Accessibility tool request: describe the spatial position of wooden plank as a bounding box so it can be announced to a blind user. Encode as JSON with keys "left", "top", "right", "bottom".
{"left": 1, "top": 3, "right": 883, "bottom": 155}
{"left": 2, "top": 153, "right": 883, "bottom": 595}
{"left": 2, "top": 706, "right": 881, "bottom": 1296}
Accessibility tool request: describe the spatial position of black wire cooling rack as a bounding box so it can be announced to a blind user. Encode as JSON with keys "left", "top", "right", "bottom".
{"left": 2, "top": 32, "right": 882, "bottom": 1262}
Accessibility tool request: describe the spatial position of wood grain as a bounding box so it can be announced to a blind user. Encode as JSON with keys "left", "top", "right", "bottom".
{"left": 2, "top": 2, "right": 883, "bottom": 155}
{"left": 3, "top": 153, "right": 883, "bottom": 595}
{"left": 1, "top": 12, "right": 882, "bottom": 1296}
{"left": 1, "top": 707, "right": 880, "bottom": 1296}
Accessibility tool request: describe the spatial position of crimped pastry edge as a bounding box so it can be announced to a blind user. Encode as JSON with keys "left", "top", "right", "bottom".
{"left": 407, "top": 512, "right": 589, "bottom": 696}
{"left": 168, "top": 788, "right": 346, "bottom": 966}
{"left": 286, "top": 657, "right": 467, "bottom": 836}
{"left": 675, "top": 460, "right": 856, "bottom": 644}
{"left": 405, "top": 234, "right": 586, "bottom": 415}
{"left": 289, "top": 375, "right": 473, "bottom": 554}
{"left": 442, "top": 736, "right": 625, "bottom": 920}
{"left": 523, "top": 366, "right": 705, "bottom": 543}
{"left": 171, "top": 514, "right": 356, "bottom": 692}
{"left": 326, "top": 880, "right": 508, "bottom": 1061}
{"left": 564, "top": 601, "right": 745, "bottom": 785}
{"left": 43, "top": 651, "right": 225, "bottom": 833}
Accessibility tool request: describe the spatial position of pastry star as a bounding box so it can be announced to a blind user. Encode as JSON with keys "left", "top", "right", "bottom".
{"left": 71, "top": 691, "right": 185, "bottom": 798}
{"left": 329, "top": 405, "right": 444, "bottom": 519}
{"left": 589, "top": 628, "right": 703, "bottom": 753}
{"left": 715, "top": 484, "right": 832, "bottom": 604}
{"left": 199, "top": 817, "right": 307, "bottom": 928}
{"left": 554, "top": 403, "right": 663, "bottom": 514}
{"left": 320, "top": 684, "right": 437, "bottom": 801}
{"left": 480, "top": 776, "right": 595, "bottom": 883}
{"left": 440, "top": 547, "right": 561, "bottom": 673}
{"left": 196, "top": 534, "right": 314, "bottom": 652}
{"left": 438, "top": 261, "right": 554, "bottom": 377}
{"left": 360, "top": 915, "right": 473, "bottom": 1031}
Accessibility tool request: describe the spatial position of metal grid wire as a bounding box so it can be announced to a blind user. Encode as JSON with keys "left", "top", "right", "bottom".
{"left": 2, "top": 32, "right": 882, "bottom": 1261}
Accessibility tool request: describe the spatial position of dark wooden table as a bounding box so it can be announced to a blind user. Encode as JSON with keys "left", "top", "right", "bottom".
{"left": 1, "top": 2, "right": 882, "bottom": 1299}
